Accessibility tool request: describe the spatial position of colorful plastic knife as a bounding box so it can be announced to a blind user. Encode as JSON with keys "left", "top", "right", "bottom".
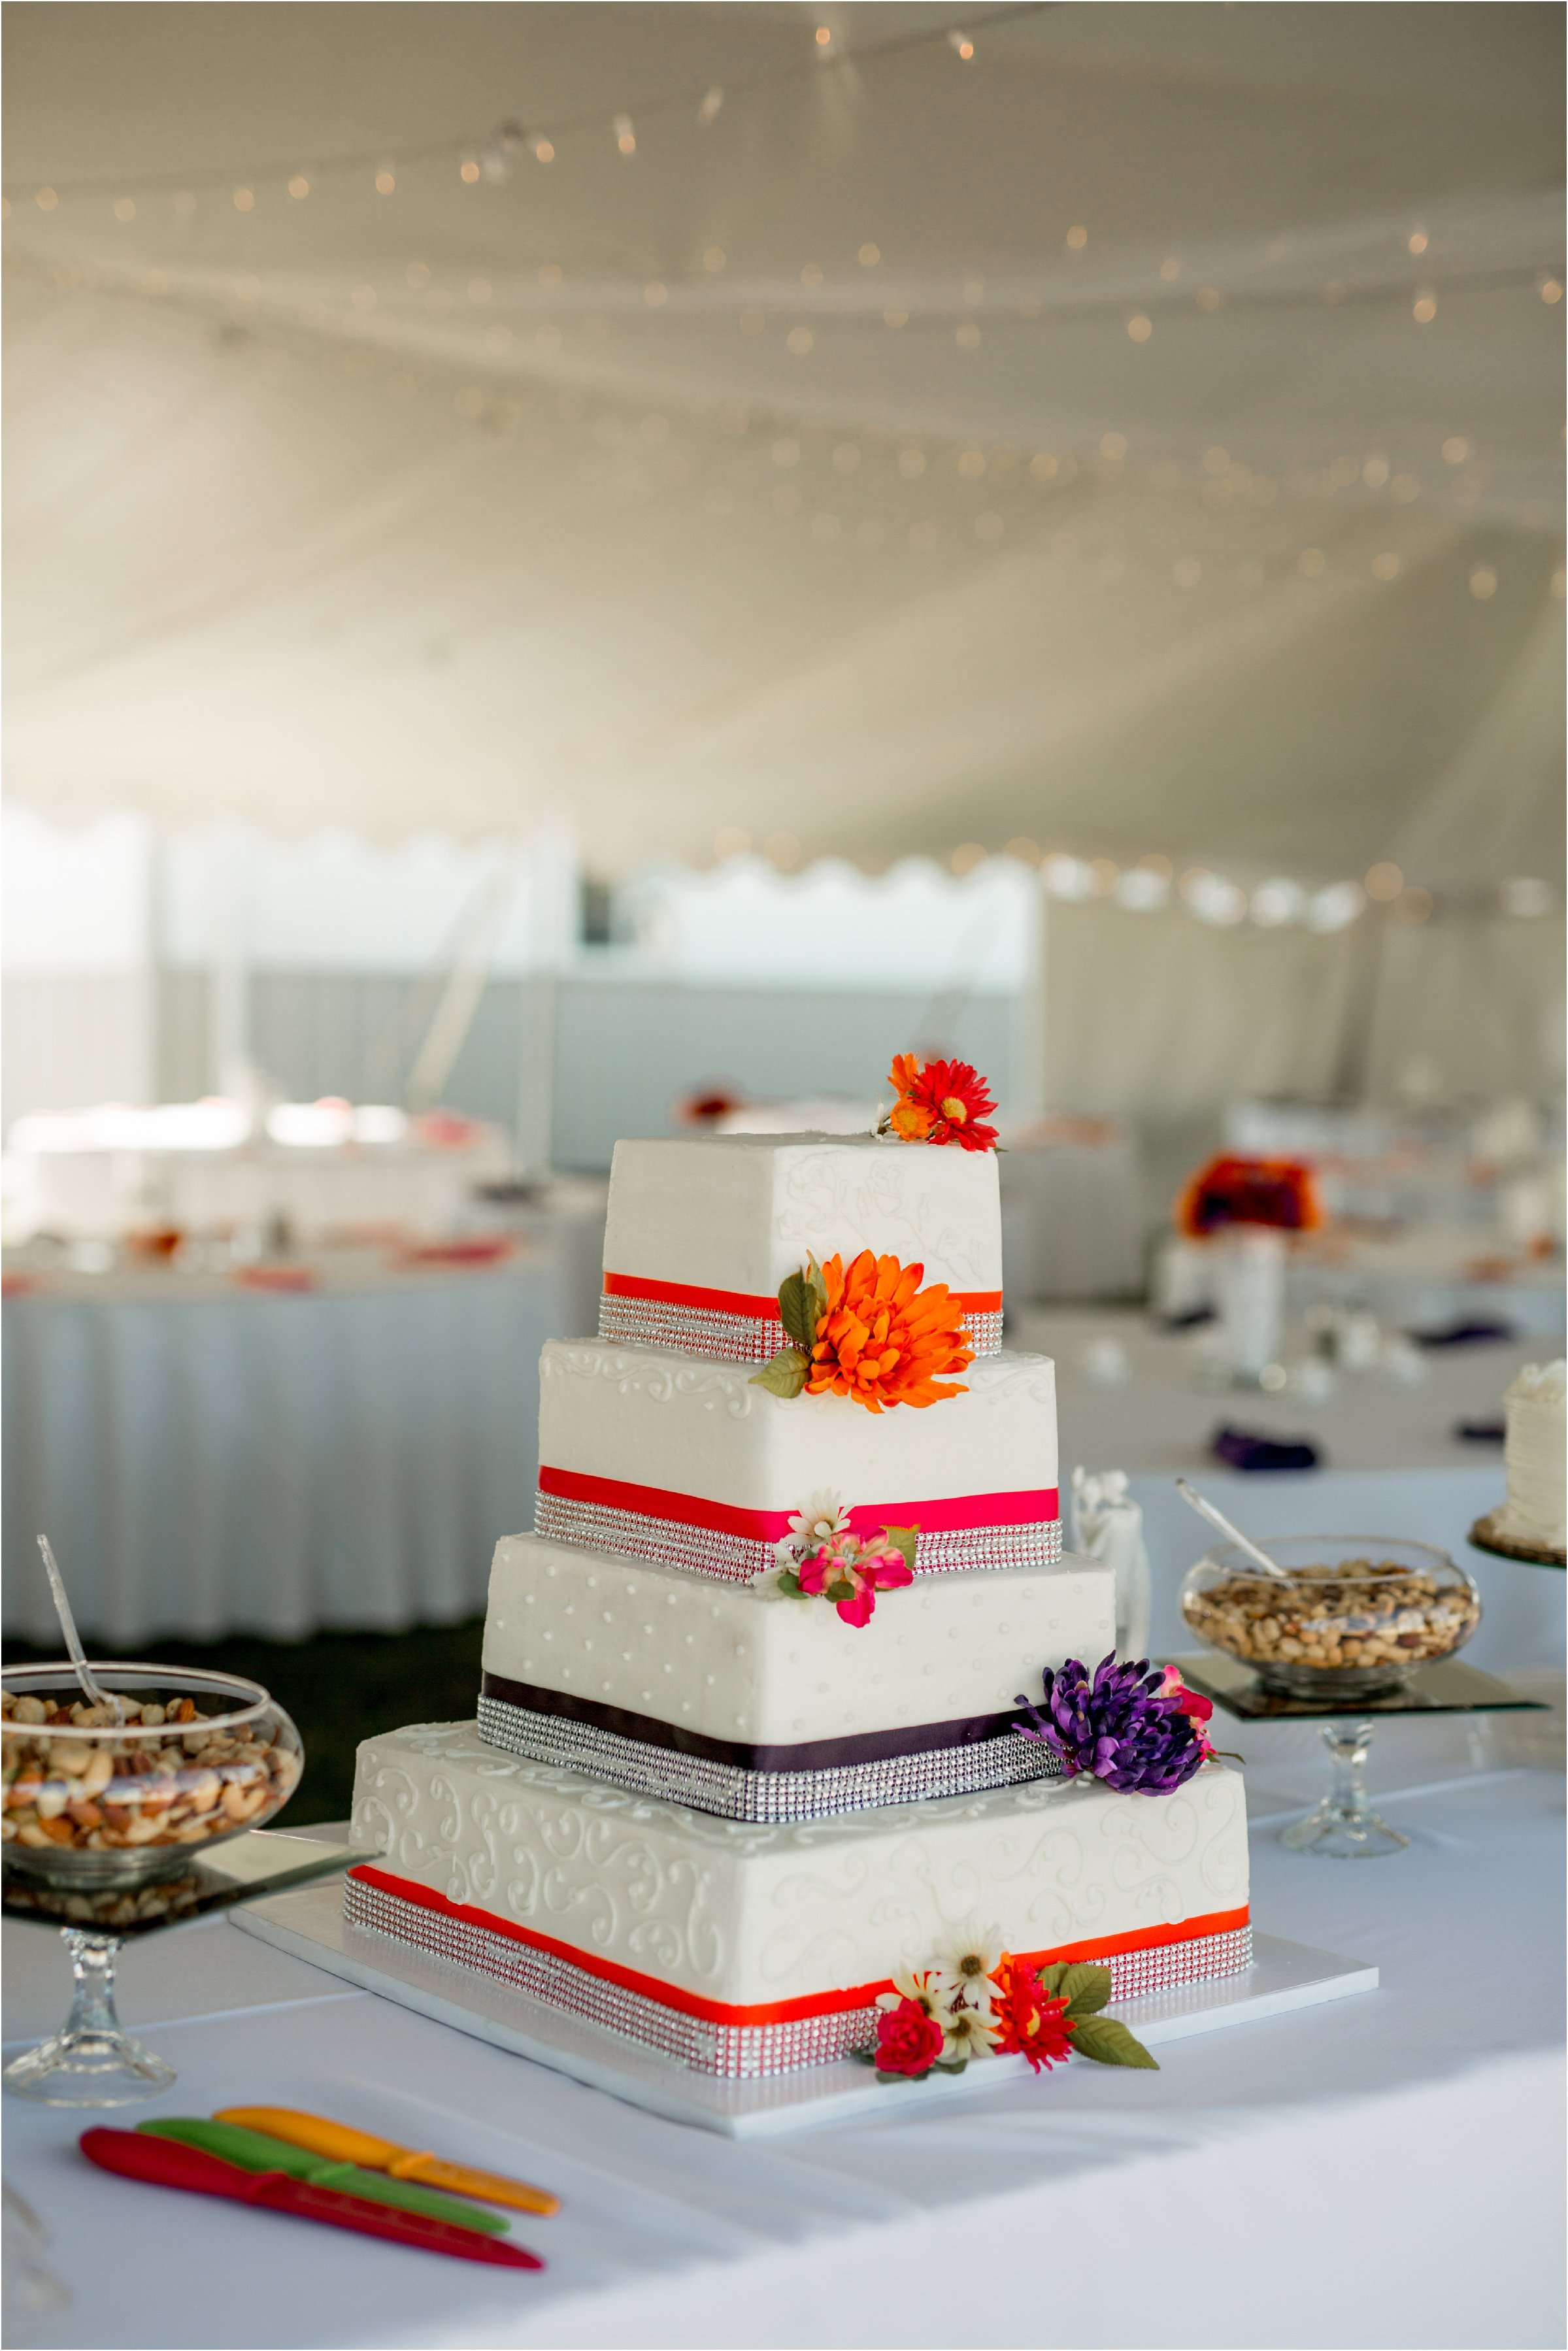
{"left": 80, "top": 2131, "right": 544, "bottom": 2270}
{"left": 137, "top": 2120, "right": 510, "bottom": 2234}
{"left": 214, "top": 2107, "right": 559, "bottom": 2216}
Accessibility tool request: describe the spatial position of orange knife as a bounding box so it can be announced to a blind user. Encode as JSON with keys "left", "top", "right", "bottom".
{"left": 215, "top": 2108, "right": 559, "bottom": 2217}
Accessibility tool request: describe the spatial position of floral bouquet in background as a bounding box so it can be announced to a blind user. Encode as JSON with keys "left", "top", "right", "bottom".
{"left": 1175, "top": 1154, "right": 1323, "bottom": 1380}
{"left": 1175, "top": 1154, "right": 1324, "bottom": 1238}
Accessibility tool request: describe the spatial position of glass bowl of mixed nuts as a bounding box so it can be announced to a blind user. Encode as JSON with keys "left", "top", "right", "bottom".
{"left": 1179, "top": 1536, "right": 1482, "bottom": 1701}
{"left": 1, "top": 1665, "right": 303, "bottom": 1884}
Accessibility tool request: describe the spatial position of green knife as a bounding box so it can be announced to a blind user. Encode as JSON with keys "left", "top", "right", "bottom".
{"left": 136, "top": 2120, "right": 510, "bottom": 2234}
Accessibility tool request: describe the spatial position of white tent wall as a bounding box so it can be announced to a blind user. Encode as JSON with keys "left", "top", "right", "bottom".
{"left": 1361, "top": 912, "right": 1567, "bottom": 1110}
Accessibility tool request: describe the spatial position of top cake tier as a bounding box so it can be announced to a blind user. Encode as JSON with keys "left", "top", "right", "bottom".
{"left": 599, "top": 1132, "right": 1004, "bottom": 1363}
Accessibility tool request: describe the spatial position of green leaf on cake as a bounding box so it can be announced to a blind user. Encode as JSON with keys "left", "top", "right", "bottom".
{"left": 777, "top": 1271, "right": 820, "bottom": 1355}
{"left": 1067, "top": 2014, "right": 1159, "bottom": 2070}
{"left": 882, "top": 1527, "right": 918, "bottom": 1571}
{"left": 749, "top": 1350, "right": 809, "bottom": 1397}
{"left": 775, "top": 1568, "right": 803, "bottom": 1596}
{"left": 826, "top": 1579, "right": 856, "bottom": 1602}
{"left": 1054, "top": 1963, "right": 1113, "bottom": 2017}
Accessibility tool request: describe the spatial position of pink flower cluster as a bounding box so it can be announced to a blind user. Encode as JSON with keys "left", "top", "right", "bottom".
{"left": 795, "top": 1531, "right": 914, "bottom": 1629}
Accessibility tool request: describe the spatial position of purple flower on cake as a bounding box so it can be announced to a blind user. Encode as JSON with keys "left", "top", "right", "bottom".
{"left": 1015, "top": 1654, "right": 1208, "bottom": 1794}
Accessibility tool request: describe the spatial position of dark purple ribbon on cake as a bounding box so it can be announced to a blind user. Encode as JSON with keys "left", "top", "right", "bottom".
{"left": 480, "top": 1673, "right": 1028, "bottom": 1774}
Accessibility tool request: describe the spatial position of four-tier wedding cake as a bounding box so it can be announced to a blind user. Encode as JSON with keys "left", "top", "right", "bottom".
{"left": 346, "top": 1058, "right": 1250, "bottom": 2085}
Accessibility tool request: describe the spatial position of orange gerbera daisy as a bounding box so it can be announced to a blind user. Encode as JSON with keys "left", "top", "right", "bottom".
{"left": 886, "top": 1054, "right": 999, "bottom": 1152}
{"left": 806, "top": 1249, "right": 974, "bottom": 1411}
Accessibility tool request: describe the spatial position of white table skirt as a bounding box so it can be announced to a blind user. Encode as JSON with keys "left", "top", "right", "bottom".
{"left": 2, "top": 1258, "right": 568, "bottom": 1645}
{"left": 3, "top": 1733, "right": 1561, "bottom": 2351}
{"left": 999, "top": 1137, "right": 1146, "bottom": 1303}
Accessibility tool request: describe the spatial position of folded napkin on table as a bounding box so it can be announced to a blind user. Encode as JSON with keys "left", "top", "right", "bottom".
{"left": 1210, "top": 1424, "right": 1320, "bottom": 1472}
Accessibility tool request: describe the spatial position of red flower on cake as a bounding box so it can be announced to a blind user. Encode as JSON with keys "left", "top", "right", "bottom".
{"left": 1159, "top": 1665, "right": 1216, "bottom": 1757}
{"left": 1175, "top": 1155, "right": 1324, "bottom": 1238}
{"left": 988, "top": 1958, "right": 1075, "bottom": 2073}
{"left": 806, "top": 1250, "right": 974, "bottom": 1412}
{"left": 872, "top": 1995, "right": 948, "bottom": 2078}
{"left": 884, "top": 1054, "right": 999, "bottom": 1153}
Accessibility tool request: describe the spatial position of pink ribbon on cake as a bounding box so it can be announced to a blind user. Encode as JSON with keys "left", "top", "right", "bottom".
{"left": 535, "top": 1465, "right": 1057, "bottom": 1544}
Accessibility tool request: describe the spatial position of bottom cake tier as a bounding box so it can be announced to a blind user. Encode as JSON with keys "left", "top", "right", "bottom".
{"left": 348, "top": 1724, "right": 1252, "bottom": 2078}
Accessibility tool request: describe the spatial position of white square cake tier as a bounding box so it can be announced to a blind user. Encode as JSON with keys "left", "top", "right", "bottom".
{"left": 482, "top": 1534, "right": 1112, "bottom": 1748}
{"left": 348, "top": 1724, "right": 1250, "bottom": 2043}
{"left": 603, "top": 1131, "right": 1003, "bottom": 1302}
{"left": 534, "top": 1340, "right": 1060, "bottom": 1584}
{"left": 598, "top": 1133, "right": 1004, "bottom": 1361}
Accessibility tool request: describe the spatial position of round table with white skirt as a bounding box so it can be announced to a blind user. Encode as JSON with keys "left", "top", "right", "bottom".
{"left": 1, "top": 1249, "right": 570, "bottom": 1647}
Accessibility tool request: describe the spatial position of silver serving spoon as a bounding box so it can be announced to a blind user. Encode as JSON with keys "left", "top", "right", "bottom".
{"left": 1175, "top": 1480, "right": 1295, "bottom": 1586}
{"left": 36, "top": 1534, "right": 124, "bottom": 1722}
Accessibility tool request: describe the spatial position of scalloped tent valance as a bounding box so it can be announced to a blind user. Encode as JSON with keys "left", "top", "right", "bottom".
{"left": 2, "top": 2, "right": 1562, "bottom": 884}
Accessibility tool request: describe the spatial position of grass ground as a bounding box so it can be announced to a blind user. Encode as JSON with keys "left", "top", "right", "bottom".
{"left": 1, "top": 1620, "right": 486, "bottom": 1826}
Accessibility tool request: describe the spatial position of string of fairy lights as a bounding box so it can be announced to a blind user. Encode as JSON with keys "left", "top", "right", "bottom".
{"left": 4, "top": 11, "right": 1560, "bottom": 925}
{"left": 691, "top": 842, "right": 1556, "bottom": 934}
{"left": 8, "top": 234, "right": 1550, "bottom": 622}
{"left": 1, "top": 5, "right": 1053, "bottom": 205}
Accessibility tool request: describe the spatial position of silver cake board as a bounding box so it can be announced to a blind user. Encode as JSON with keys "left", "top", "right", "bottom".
{"left": 231, "top": 1880, "right": 1378, "bottom": 2139}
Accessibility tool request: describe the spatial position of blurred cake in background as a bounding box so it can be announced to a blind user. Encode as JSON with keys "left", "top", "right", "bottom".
{"left": 1474, "top": 1360, "right": 1566, "bottom": 1566}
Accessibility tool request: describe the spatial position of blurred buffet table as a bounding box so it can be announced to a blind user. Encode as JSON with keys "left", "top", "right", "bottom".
{"left": 1, "top": 1184, "right": 607, "bottom": 1646}
{"left": 1017, "top": 1307, "right": 1565, "bottom": 1675}
{"left": 3, "top": 1714, "right": 1561, "bottom": 2350}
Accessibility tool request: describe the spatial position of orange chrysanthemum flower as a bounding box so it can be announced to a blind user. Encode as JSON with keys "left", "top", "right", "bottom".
{"left": 886, "top": 1053, "right": 999, "bottom": 1152}
{"left": 806, "top": 1249, "right": 974, "bottom": 1412}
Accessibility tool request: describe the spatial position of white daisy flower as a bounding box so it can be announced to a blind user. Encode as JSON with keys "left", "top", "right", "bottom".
{"left": 882, "top": 1965, "right": 941, "bottom": 2014}
{"left": 788, "top": 1491, "right": 848, "bottom": 1549}
{"left": 929, "top": 1920, "right": 1005, "bottom": 2005}
{"left": 941, "top": 2003, "right": 1001, "bottom": 2062}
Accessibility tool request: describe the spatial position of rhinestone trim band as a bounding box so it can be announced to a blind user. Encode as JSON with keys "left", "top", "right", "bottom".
{"left": 597, "top": 1295, "right": 1003, "bottom": 1364}
{"left": 342, "top": 1875, "right": 1253, "bottom": 2079}
{"left": 532, "top": 1492, "right": 1063, "bottom": 1584}
{"left": 475, "top": 1692, "right": 1062, "bottom": 1821}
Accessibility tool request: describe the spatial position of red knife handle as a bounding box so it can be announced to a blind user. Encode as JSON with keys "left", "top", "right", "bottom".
{"left": 80, "top": 2132, "right": 543, "bottom": 2271}
{"left": 251, "top": 2175, "right": 543, "bottom": 2268}
{"left": 82, "top": 2130, "right": 269, "bottom": 2203}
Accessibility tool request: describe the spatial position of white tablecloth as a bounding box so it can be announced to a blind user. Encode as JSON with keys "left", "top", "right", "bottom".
{"left": 1, "top": 1251, "right": 570, "bottom": 1645}
{"left": 3, "top": 1131, "right": 516, "bottom": 1246}
{"left": 4, "top": 1729, "right": 1561, "bottom": 2350}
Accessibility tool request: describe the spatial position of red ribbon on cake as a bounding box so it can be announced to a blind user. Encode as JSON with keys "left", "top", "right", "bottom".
{"left": 535, "top": 1465, "right": 1056, "bottom": 1545}
{"left": 602, "top": 1271, "right": 1004, "bottom": 1320}
{"left": 347, "top": 1863, "right": 1247, "bottom": 2029}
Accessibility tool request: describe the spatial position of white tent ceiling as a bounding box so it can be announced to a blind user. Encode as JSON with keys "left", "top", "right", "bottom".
{"left": 3, "top": 2, "right": 1563, "bottom": 882}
